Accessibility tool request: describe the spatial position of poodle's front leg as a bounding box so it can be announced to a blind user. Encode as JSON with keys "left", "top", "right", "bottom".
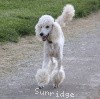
{"left": 36, "top": 53, "right": 51, "bottom": 89}
{"left": 51, "top": 51, "right": 64, "bottom": 88}
{"left": 57, "top": 57, "right": 62, "bottom": 71}
{"left": 42, "top": 42, "right": 51, "bottom": 69}
{"left": 42, "top": 53, "right": 50, "bottom": 69}
{"left": 56, "top": 49, "right": 63, "bottom": 71}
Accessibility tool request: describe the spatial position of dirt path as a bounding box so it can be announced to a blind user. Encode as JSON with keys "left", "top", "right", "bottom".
{"left": 0, "top": 11, "right": 100, "bottom": 99}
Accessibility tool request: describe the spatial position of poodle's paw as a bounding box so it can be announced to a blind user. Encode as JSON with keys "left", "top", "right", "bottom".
{"left": 51, "top": 67, "right": 65, "bottom": 88}
{"left": 35, "top": 69, "right": 50, "bottom": 88}
{"left": 53, "top": 84, "right": 59, "bottom": 88}
{"left": 38, "top": 86, "right": 44, "bottom": 89}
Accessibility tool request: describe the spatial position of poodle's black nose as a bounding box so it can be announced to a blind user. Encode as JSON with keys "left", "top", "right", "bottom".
{"left": 40, "top": 33, "right": 43, "bottom": 36}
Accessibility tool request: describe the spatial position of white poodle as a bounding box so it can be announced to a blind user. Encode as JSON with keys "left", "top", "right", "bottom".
{"left": 35, "top": 4, "right": 75, "bottom": 89}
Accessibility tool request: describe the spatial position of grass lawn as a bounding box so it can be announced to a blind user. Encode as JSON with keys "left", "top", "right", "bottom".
{"left": 0, "top": 0, "right": 100, "bottom": 42}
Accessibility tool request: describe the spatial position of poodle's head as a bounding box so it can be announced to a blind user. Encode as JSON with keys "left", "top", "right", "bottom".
{"left": 35, "top": 15, "right": 54, "bottom": 41}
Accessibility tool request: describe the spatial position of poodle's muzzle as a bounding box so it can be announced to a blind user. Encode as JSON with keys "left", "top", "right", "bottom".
{"left": 40, "top": 33, "right": 49, "bottom": 41}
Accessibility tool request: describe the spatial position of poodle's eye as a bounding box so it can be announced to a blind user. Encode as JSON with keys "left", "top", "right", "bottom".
{"left": 46, "top": 26, "right": 49, "bottom": 28}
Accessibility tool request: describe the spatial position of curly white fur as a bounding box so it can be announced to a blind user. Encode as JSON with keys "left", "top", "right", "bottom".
{"left": 35, "top": 69, "right": 50, "bottom": 88}
{"left": 35, "top": 4, "right": 75, "bottom": 88}
{"left": 56, "top": 4, "right": 75, "bottom": 26}
{"left": 51, "top": 66, "right": 65, "bottom": 88}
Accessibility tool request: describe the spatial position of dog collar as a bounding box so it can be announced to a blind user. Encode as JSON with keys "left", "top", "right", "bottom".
{"left": 47, "top": 34, "right": 52, "bottom": 43}
{"left": 47, "top": 40, "right": 52, "bottom": 44}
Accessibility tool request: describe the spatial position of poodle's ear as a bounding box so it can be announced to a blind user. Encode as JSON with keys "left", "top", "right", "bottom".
{"left": 35, "top": 23, "right": 40, "bottom": 36}
{"left": 35, "top": 23, "right": 42, "bottom": 41}
{"left": 50, "top": 22, "right": 62, "bottom": 42}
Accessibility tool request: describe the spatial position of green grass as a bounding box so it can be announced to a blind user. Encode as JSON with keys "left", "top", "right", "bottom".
{"left": 0, "top": 0, "right": 100, "bottom": 42}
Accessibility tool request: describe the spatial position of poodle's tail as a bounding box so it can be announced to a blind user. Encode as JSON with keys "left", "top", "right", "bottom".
{"left": 56, "top": 4, "right": 75, "bottom": 26}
